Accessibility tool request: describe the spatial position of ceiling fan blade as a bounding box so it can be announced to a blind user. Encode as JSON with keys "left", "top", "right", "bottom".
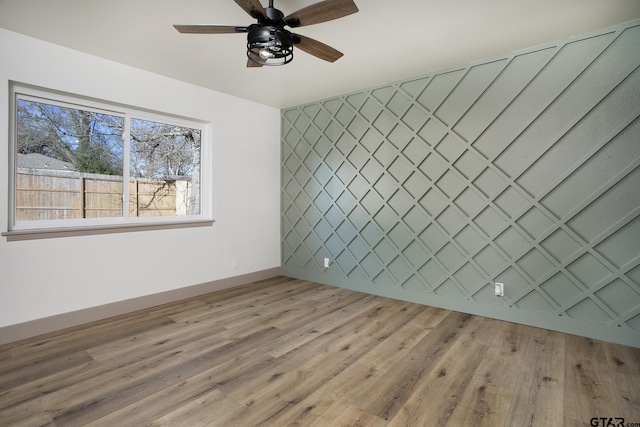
{"left": 174, "top": 25, "right": 247, "bottom": 34}
{"left": 247, "top": 58, "right": 263, "bottom": 67}
{"left": 293, "top": 34, "right": 344, "bottom": 62}
{"left": 285, "top": 0, "right": 358, "bottom": 28}
{"left": 234, "top": 0, "right": 266, "bottom": 20}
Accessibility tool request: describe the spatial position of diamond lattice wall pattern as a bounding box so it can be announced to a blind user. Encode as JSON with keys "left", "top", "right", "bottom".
{"left": 281, "top": 20, "right": 640, "bottom": 347}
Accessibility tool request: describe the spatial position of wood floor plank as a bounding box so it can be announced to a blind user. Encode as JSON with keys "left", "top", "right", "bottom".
{"left": 49, "top": 327, "right": 285, "bottom": 426}
{"left": 331, "top": 404, "right": 388, "bottom": 427}
{"left": 146, "top": 389, "right": 237, "bottom": 426}
{"left": 263, "top": 395, "right": 351, "bottom": 426}
{"left": 444, "top": 320, "right": 533, "bottom": 426}
{"left": 604, "top": 341, "right": 640, "bottom": 420}
{"left": 197, "top": 275, "right": 299, "bottom": 303}
{"left": 7, "top": 297, "right": 191, "bottom": 350}
{"left": 211, "top": 301, "right": 423, "bottom": 425}
{"left": 608, "top": 371, "right": 640, "bottom": 425}
{"left": 504, "top": 327, "right": 566, "bottom": 426}
{"left": 261, "top": 293, "right": 378, "bottom": 357}
{"left": 84, "top": 363, "right": 241, "bottom": 426}
{"left": 214, "top": 284, "right": 360, "bottom": 331}
{"left": 385, "top": 334, "right": 490, "bottom": 426}
{"left": 211, "top": 286, "right": 377, "bottom": 348}
{"left": 351, "top": 311, "right": 474, "bottom": 421}
{"left": 201, "top": 277, "right": 320, "bottom": 310}
{"left": 604, "top": 339, "right": 640, "bottom": 377}
{"left": 4, "top": 312, "right": 176, "bottom": 367}
{"left": 86, "top": 318, "right": 227, "bottom": 361}
{"left": 290, "top": 304, "right": 451, "bottom": 423}
{"left": 0, "top": 322, "right": 259, "bottom": 420}
{"left": 277, "top": 360, "right": 379, "bottom": 426}
{"left": 218, "top": 300, "right": 420, "bottom": 403}
{"left": 264, "top": 287, "right": 372, "bottom": 330}
{"left": 0, "top": 318, "right": 234, "bottom": 412}
{"left": 564, "top": 335, "right": 622, "bottom": 425}
{"left": 7, "top": 413, "right": 56, "bottom": 427}
{"left": 167, "top": 278, "right": 321, "bottom": 323}
{"left": 0, "top": 350, "right": 94, "bottom": 390}
{"left": 0, "top": 344, "right": 203, "bottom": 423}
{"left": 472, "top": 321, "right": 533, "bottom": 390}
{"left": 445, "top": 379, "right": 512, "bottom": 427}
{"left": 356, "top": 304, "right": 451, "bottom": 370}
{"left": 458, "top": 313, "right": 504, "bottom": 346}
{"left": 193, "top": 275, "right": 299, "bottom": 307}
{"left": 1, "top": 277, "right": 639, "bottom": 426}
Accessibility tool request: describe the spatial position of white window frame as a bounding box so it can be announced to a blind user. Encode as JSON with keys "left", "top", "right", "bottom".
{"left": 5, "top": 82, "right": 213, "bottom": 240}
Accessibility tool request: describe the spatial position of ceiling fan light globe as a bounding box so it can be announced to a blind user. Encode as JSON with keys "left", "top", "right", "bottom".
{"left": 259, "top": 48, "right": 273, "bottom": 59}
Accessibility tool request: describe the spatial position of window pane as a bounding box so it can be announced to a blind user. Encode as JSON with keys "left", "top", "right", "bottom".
{"left": 129, "top": 118, "right": 201, "bottom": 217}
{"left": 15, "top": 98, "right": 124, "bottom": 221}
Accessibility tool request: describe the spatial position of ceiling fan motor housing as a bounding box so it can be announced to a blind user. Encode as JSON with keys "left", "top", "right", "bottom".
{"left": 263, "top": 5, "right": 284, "bottom": 22}
{"left": 247, "top": 6, "right": 293, "bottom": 66}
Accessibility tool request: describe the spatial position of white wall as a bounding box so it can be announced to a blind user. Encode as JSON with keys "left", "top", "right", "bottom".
{"left": 0, "top": 29, "right": 281, "bottom": 329}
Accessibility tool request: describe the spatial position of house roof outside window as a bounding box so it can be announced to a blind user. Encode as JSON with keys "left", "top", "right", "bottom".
{"left": 17, "top": 153, "right": 76, "bottom": 171}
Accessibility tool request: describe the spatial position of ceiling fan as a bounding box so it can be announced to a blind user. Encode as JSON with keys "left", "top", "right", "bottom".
{"left": 174, "top": 0, "right": 358, "bottom": 67}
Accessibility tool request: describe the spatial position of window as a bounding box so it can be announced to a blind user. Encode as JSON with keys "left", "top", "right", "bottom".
{"left": 7, "top": 83, "right": 211, "bottom": 237}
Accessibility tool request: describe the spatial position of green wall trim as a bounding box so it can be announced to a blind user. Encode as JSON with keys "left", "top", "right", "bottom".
{"left": 281, "top": 20, "right": 640, "bottom": 348}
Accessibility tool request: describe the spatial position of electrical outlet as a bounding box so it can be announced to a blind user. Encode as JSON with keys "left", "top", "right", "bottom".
{"left": 323, "top": 257, "right": 330, "bottom": 268}
{"left": 494, "top": 282, "right": 504, "bottom": 297}
{"left": 232, "top": 258, "right": 239, "bottom": 269}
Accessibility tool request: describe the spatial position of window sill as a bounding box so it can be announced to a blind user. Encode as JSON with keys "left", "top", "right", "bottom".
{"left": 2, "top": 220, "right": 215, "bottom": 241}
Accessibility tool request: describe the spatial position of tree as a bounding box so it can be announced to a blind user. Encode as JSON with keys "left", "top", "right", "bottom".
{"left": 130, "top": 119, "right": 201, "bottom": 214}
{"left": 71, "top": 110, "right": 122, "bottom": 174}
{"left": 17, "top": 99, "right": 123, "bottom": 175}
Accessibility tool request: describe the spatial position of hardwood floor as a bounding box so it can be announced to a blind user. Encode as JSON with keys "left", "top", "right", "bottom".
{"left": 1, "top": 276, "right": 639, "bottom": 426}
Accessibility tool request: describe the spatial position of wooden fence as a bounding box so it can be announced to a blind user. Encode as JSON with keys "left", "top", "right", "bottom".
{"left": 16, "top": 169, "right": 191, "bottom": 221}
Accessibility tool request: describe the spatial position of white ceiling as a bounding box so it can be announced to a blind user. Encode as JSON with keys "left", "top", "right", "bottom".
{"left": 1, "top": 0, "right": 639, "bottom": 109}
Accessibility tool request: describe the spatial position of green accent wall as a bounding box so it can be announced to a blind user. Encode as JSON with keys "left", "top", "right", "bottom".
{"left": 281, "top": 20, "right": 640, "bottom": 348}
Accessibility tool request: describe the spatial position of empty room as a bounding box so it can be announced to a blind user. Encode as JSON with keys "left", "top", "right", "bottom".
{"left": 1, "top": 0, "right": 640, "bottom": 425}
